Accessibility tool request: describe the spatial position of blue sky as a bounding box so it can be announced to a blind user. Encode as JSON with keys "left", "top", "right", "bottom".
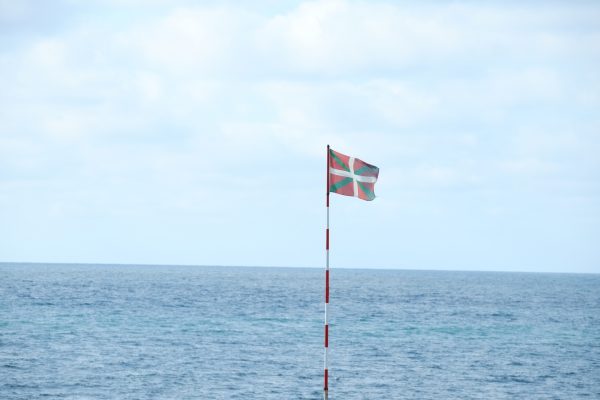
{"left": 1, "top": 0, "right": 599, "bottom": 272}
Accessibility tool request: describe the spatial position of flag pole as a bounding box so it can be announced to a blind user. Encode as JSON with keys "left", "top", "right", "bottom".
{"left": 324, "top": 144, "right": 330, "bottom": 400}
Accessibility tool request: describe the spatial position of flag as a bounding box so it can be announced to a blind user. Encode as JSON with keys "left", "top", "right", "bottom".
{"left": 328, "top": 148, "right": 379, "bottom": 201}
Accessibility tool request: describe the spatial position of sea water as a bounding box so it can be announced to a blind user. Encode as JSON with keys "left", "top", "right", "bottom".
{"left": 1, "top": 263, "right": 599, "bottom": 399}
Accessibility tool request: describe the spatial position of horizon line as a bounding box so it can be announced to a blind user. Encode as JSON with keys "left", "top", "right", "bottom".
{"left": 0, "top": 261, "right": 597, "bottom": 275}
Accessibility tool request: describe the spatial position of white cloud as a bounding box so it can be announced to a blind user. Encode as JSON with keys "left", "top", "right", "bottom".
{"left": 265, "top": 0, "right": 476, "bottom": 71}
{"left": 119, "top": 7, "right": 246, "bottom": 74}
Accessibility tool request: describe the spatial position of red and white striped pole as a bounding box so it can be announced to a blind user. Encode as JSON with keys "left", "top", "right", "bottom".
{"left": 324, "top": 144, "right": 330, "bottom": 400}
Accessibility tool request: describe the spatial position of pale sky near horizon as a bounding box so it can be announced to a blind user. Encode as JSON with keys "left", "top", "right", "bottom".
{"left": 1, "top": 1, "right": 599, "bottom": 273}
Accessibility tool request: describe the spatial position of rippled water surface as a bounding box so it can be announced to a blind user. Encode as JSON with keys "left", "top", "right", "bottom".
{"left": 1, "top": 263, "right": 599, "bottom": 399}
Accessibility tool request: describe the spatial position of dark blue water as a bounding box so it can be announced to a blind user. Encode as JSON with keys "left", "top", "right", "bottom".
{"left": 1, "top": 263, "right": 599, "bottom": 399}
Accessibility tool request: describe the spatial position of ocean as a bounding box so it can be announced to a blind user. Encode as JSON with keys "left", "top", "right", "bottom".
{"left": 1, "top": 263, "right": 598, "bottom": 399}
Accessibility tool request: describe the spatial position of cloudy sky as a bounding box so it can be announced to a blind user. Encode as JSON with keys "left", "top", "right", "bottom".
{"left": 1, "top": 0, "right": 599, "bottom": 272}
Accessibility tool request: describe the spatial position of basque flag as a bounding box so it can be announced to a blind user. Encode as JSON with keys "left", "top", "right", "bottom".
{"left": 328, "top": 148, "right": 379, "bottom": 201}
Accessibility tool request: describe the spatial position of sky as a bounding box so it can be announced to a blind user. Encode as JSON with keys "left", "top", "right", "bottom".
{"left": 1, "top": 0, "right": 599, "bottom": 273}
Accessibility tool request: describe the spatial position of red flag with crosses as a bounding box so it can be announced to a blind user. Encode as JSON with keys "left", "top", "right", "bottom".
{"left": 328, "top": 148, "right": 379, "bottom": 201}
